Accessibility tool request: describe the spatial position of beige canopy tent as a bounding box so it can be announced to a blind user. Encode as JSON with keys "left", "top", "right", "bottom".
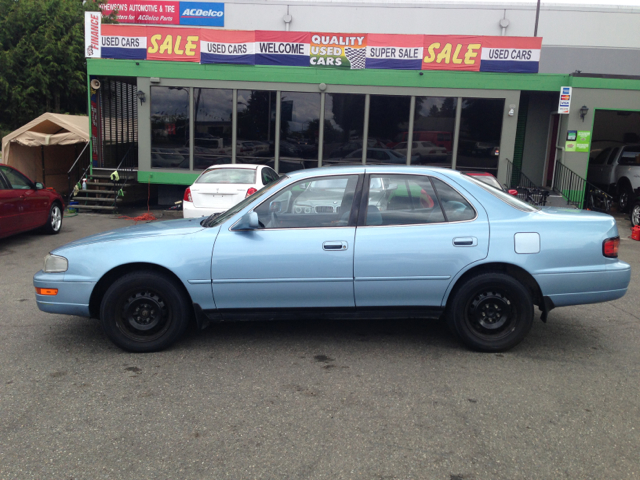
{"left": 1, "top": 113, "right": 90, "bottom": 194}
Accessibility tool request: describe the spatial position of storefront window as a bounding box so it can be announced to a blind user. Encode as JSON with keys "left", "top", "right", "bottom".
{"left": 237, "top": 90, "right": 276, "bottom": 167}
{"left": 193, "top": 88, "right": 233, "bottom": 170}
{"left": 322, "top": 93, "right": 365, "bottom": 166}
{"left": 279, "top": 92, "right": 321, "bottom": 173}
{"left": 151, "top": 86, "right": 190, "bottom": 169}
{"left": 457, "top": 98, "right": 505, "bottom": 174}
{"left": 410, "top": 97, "right": 457, "bottom": 168}
{"left": 368, "top": 95, "right": 411, "bottom": 164}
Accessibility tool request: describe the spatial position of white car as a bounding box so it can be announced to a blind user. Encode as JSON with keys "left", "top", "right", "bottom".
{"left": 183, "top": 164, "right": 280, "bottom": 218}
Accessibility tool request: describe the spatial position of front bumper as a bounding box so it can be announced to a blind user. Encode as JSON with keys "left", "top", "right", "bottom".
{"left": 33, "top": 271, "right": 95, "bottom": 317}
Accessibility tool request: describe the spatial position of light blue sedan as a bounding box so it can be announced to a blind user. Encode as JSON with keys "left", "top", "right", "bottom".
{"left": 34, "top": 166, "right": 631, "bottom": 352}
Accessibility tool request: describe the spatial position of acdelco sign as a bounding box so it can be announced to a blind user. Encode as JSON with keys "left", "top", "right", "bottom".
{"left": 179, "top": 2, "right": 224, "bottom": 26}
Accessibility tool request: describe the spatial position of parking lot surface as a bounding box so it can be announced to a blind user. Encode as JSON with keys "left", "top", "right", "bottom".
{"left": 1, "top": 211, "right": 639, "bottom": 480}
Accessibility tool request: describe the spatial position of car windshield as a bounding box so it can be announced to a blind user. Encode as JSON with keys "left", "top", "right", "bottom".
{"left": 197, "top": 168, "right": 256, "bottom": 184}
{"left": 464, "top": 174, "right": 540, "bottom": 212}
{"left": 202, "top": 176, "right": 288, "bottom": 227}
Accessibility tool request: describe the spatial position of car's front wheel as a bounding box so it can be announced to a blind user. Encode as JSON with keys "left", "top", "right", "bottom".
{"left": 447, "top": 273, "right": 534, "bottom": 352}
{"left": 100, "top": 271, "right": 190, "bottom": 352}
{"left": 42, "top": 202, "right": 63, "bottom": 234}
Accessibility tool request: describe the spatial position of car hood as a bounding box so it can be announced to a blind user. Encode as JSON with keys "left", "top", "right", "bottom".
{"left": 54, "top": 218, "right": 205, "bottom": 252}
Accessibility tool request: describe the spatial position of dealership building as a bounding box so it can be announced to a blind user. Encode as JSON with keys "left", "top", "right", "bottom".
{"left": 84, "top": 0, "right": 640, "bottom": 207}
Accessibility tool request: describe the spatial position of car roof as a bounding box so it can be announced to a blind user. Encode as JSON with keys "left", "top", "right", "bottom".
{"left": 286, "top": 164, "right": 459, "bottom": 180}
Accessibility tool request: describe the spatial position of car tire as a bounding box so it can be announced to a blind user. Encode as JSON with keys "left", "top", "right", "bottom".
{"left": 42, "top": 202, "right": 63, "bottom": 234}
{"left": 100, "top": 271, "right": 191, "bottom": 353}
{"left": 447, "top": 273, "right": 534, "bottom": 352}
{"left": 617, "top": 183, "right": 633, "bottom": 213}
{"left": 631, "top": 202, "right": 640, "bottom": 227}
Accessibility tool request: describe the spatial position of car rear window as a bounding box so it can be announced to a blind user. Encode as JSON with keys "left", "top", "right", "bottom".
{"left": 465, "top": 174, "right": 539, "bottom": 212}
{"left": 618, "top": 147, "right": 640, "bottom": 165}
{"left": 197, "top": 168, "right": 256, "bottom": 184}
{"left": 469, "top": 174, "right": 502, "bottom": 190}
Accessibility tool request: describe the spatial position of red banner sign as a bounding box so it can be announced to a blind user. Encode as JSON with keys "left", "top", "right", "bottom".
{"left": 101, "top": 1, "right": 180, "bottom": 25}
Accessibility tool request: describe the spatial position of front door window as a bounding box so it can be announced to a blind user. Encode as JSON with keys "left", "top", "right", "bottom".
{"left": 254, "top": 175, "right": 359, "bottom": 228}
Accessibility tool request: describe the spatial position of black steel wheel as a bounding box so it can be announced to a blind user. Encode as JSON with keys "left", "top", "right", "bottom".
{"left": 631, "top": 202, "right": 640, "bottom": 227}
{"left": 42, "top": 202, "right": 63, "bottom": 234}
{"left": 448, "top": 273, "right": 533, "bottom": 352}
{"left": 100, "top": 271, "right": 190, "bottom": 352}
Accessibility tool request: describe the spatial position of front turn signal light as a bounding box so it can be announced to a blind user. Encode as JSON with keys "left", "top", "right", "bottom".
{"left": 36, "top": 288, "right": 58, "bottom": 296}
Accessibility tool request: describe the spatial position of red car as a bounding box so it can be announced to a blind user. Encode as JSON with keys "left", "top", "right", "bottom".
{"left": 0, "top": 164, "right": 64, "bottom": 239}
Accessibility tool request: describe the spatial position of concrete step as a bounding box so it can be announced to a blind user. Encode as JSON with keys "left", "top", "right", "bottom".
{"left": 77, "top": 189, "right": 117, "bottom": 195}
{"left": 73, "top": 204, "right": 117, "bottom": 211}
{"left": 73, "top": 196, "right": 121, "bottom": 203}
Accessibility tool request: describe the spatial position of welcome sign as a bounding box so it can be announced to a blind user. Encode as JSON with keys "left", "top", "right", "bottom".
{"left": 87, "top": 24, "right": 543, "bottom": 74}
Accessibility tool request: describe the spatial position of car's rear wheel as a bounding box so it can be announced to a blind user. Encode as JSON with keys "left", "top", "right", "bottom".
{"left": 617, "top": 183, "right": 633, "bottom": 213}
{"left": 447, "top": 273, "right": 533, "bottom": 352}
{"left": 42, "top": 202, "right": 62, "bottom": 234}
{"left": 631, "top": 202, "right": 640, "bottom": 227}
{"left": 100, "top": 271, "right": 190, "bottom": 352}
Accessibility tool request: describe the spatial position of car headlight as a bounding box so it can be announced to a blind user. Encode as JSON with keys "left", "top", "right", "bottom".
{"left": 43, "top": 254, "right": 68, "bottom": 273}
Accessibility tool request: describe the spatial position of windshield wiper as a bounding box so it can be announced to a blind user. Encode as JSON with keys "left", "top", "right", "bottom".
{"left": 201, "top": 212, "right": 222, "bottom": 227}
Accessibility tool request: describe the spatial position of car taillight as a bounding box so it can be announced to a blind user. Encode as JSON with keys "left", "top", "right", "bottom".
{"left": 603, "top": 236, "right": 620, "bottom": 258}
{"left": 183, "top": 187, "right": 192, "bottom": 203}
{"left": 246, "top": 187, "right": 258, "bottom": 198}
{"left": 493, "top": 147, "right": 500, "bottom": 156}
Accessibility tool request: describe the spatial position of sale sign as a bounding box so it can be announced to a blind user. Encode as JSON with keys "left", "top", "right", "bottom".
{"left": 147, "top": 27, "right": 200, "bottom": 61}
{"left": 366, "top": 34, "right": 423, "bottom": 70}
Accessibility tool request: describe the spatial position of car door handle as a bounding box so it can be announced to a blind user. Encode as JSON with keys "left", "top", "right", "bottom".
{"left": 453, "top": 237, "right": 477, "bottom": 247}
{"left": 323, "top": 241, "right": 348, "bottom": 251}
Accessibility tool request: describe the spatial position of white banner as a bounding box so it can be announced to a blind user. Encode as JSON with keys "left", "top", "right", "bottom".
{"left": 85, "top": 12, "right": 102, "bottom": 58}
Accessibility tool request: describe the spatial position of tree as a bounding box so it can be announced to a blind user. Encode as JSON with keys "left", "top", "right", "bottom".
{"left": 0, "top": 0, "right": 115, "bottom": 137}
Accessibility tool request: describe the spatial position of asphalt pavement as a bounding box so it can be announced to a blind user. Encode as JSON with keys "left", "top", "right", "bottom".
{"left": 1, "top": 209, "right": 639, "bottom": 480}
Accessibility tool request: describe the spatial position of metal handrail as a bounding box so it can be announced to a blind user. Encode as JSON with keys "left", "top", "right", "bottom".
{"left": 67, "top": 142, "right": 90, "bottom": 204}
{"left": 552, "top": 161, "right": 612, "bottom": 212}
{"left": 505, "top": 158, "right": 538, "bottom": 190}
{"left": 504, "top": 159, "right": 549, "bottom": 207}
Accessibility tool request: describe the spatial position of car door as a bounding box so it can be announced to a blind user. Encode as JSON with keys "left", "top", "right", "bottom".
{"left": 354, "top": 173, "right": 489, "bottom": 307}
{"left": 0, "top": 166, "right": 50, "bottom": 230}
{"left": 212, "top": 174, "right": 361, "bottom": 311}
{"left": 0, "top": 172, "right": 24, "bottom": 237}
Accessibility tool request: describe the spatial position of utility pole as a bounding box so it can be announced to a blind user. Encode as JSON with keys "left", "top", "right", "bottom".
{"left": 534, "top": 0, "right": 541, "bottom": 36}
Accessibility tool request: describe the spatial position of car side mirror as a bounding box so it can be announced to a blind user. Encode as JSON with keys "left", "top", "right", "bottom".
{"left": 233, "top": 211, "right": 261, "bottom": 230}
{"left": 35, "top": 182, "right": 44, "bottom": 189}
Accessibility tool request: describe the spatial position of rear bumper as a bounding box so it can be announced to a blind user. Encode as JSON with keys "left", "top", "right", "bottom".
{"left": 33, "top": 271, "right": 94, "bottom": 318}
{"left": 183, "top": 202, "right": 227, "bottom": 219}
{"left": 534, "top": 261, "right": 631, "bottom": 307}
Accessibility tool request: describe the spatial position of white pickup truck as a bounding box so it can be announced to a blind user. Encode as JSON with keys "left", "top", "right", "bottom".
{"left": 587, "top": 144, "right": 640, "bottom": 212}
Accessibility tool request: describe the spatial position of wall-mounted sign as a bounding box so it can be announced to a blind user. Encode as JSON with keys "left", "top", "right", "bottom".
{"left": 565, "top": 141, "right": 576, "bottom": 152}
{"left": 575, "top": 130, "right": 591, "bottom": 153}
{"left": 567, "top": 130, "right": 577, "bottom": 141}
{"left": 85, "top": 12, "right": 102, "bottom": 58}
{"left": 558, "top": 86, "right": 572, "bottom": 114}
{"left": 86, "top": 23, "right": 542, "bottom": 74}
{"left": 311, "top": 33, "right": 367, "bottom": 69}
{"left": 100, "top": 1, "right": 224, "bottom": 27}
